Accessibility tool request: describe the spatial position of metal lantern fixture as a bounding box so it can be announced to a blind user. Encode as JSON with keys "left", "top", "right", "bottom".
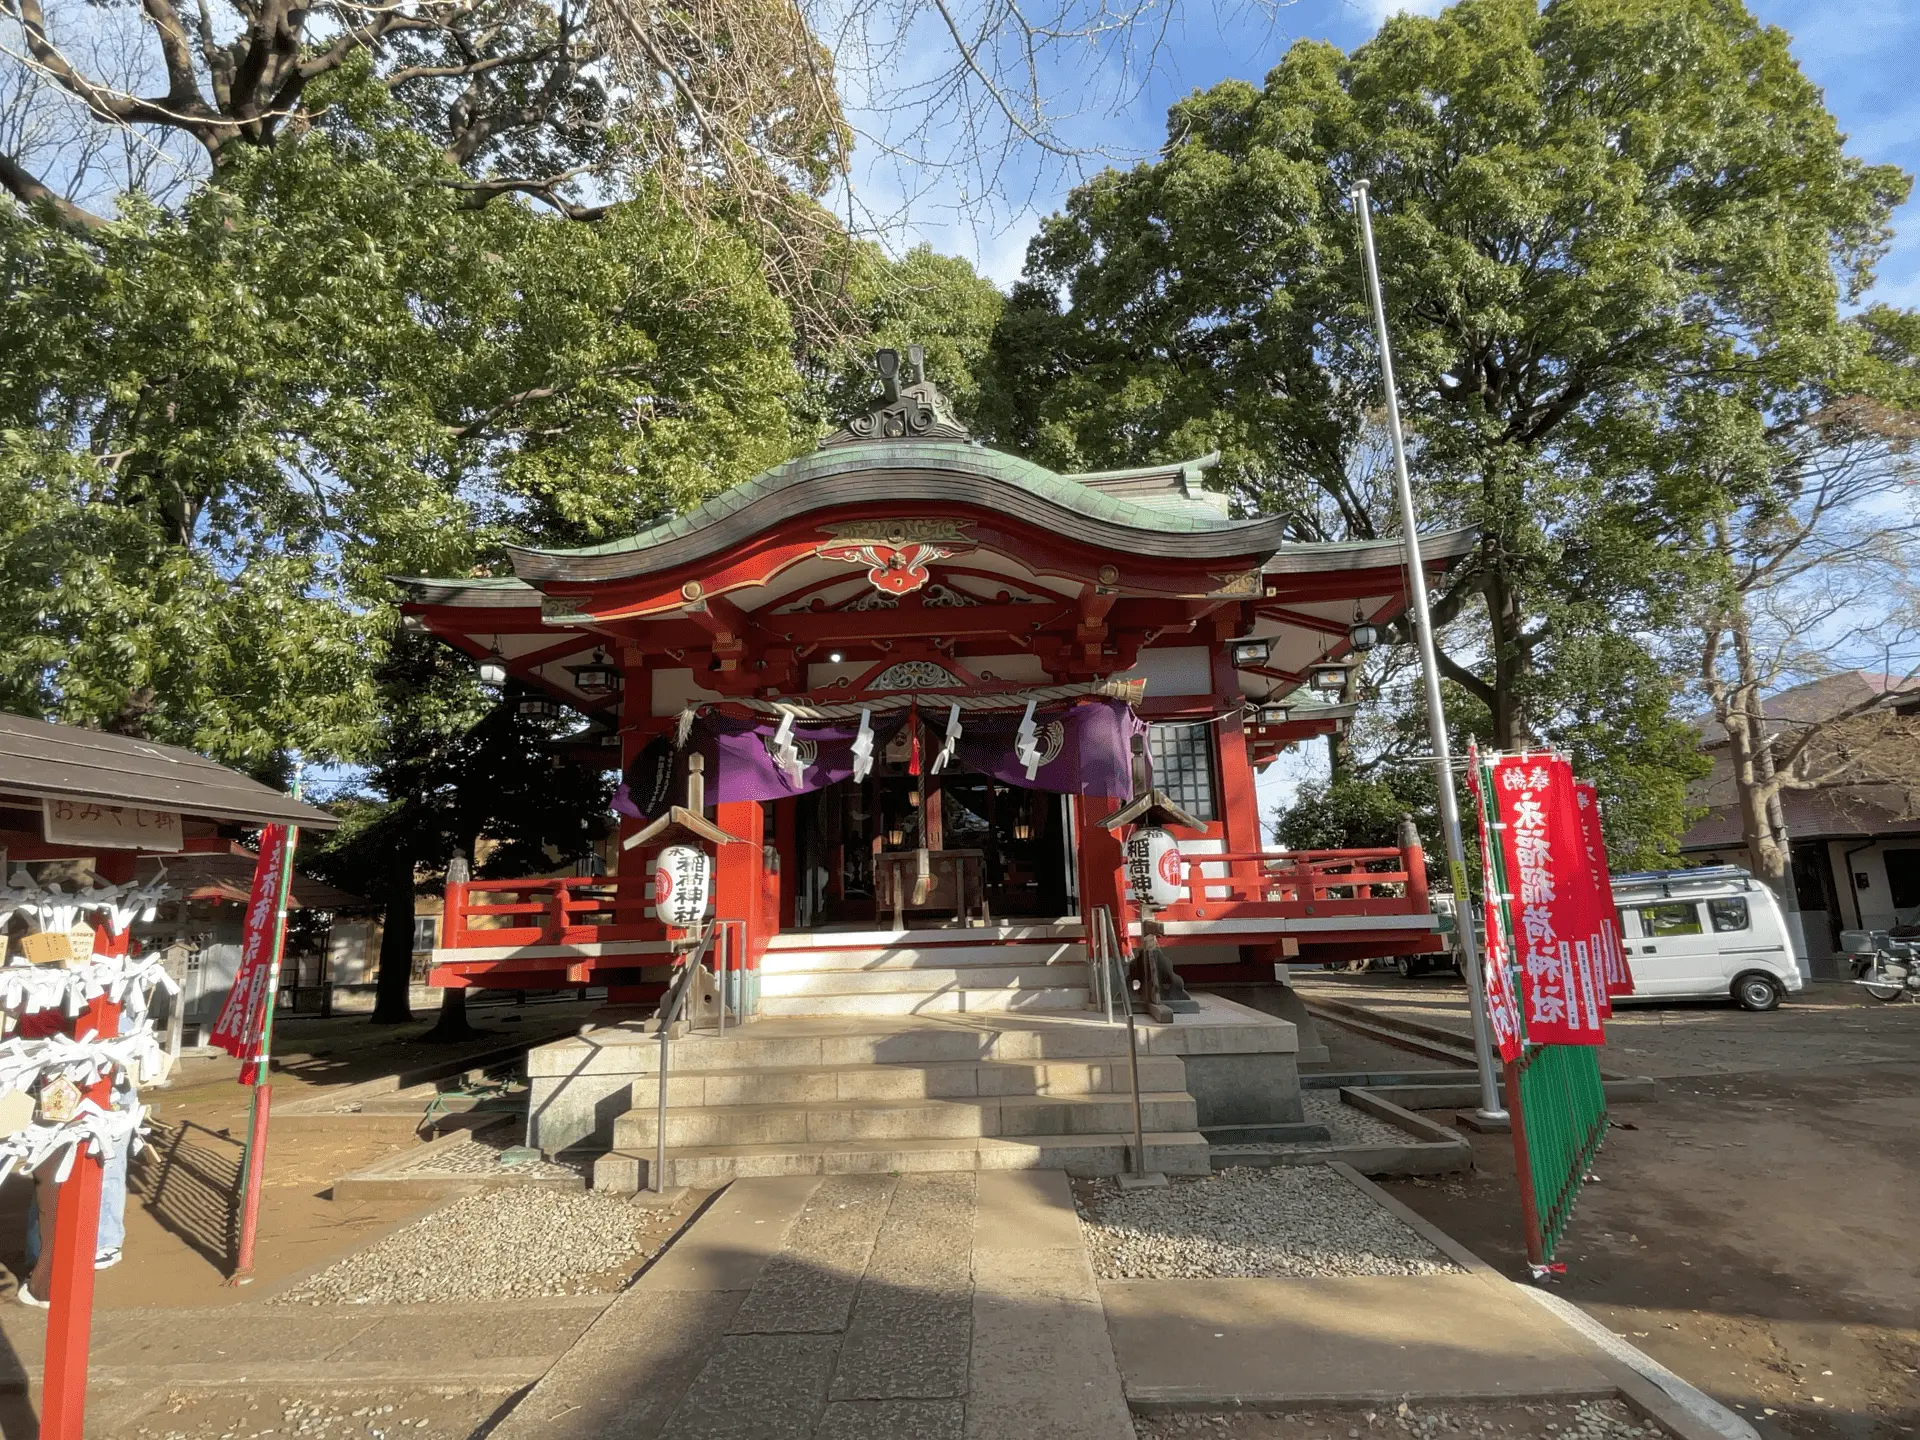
{"left": 476, "top": 645, "right": 509, "bottom": 689}
{"left": 1308, "top": 664, "right": 1349, "bottom": 695}
{"left": 1255, "top": 702, "right": 1291, "bottom": 727}
{"left": 568, "top": 649, "right": 622, "bottom": 696}
{"left": 1227, "top": 636, "right": 1273, "bottom": 668}
{"left": 1348, "top": 603, "right": 1379, "bottom": 653}
{"left": 517, "top": 695, "right": 561, "bottom": 721}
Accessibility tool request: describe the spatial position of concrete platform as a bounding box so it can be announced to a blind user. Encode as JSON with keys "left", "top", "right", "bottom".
{"left": 529, "top": 996, "right": 1306, "bottom": 1185}
{"left": 1104, "top": 1271, "right": 1617, "bottom": 1410}
{"left": 486, "top": 1170, "right": 1135, "bottom": 1440}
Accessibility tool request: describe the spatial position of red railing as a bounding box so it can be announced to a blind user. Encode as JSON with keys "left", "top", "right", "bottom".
{"left": 440, "top": 874, "right": 663, "bottom": 950}
{"left": 1127, "top": 844, "right": 1430, "bottom": 926}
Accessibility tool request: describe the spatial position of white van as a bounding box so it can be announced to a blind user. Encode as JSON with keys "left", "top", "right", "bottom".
{"left": 1610, "top": 866, "right": 1807, "bottom": 1011}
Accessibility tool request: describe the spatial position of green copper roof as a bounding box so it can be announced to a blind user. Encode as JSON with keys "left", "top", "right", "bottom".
{"left": 505, "top": 441, "right": 1282, "bottom": 583}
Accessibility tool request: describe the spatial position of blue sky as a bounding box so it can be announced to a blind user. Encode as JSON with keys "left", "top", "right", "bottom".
{"left": 854, "top": 0, "right": 1920, "bottom": 306}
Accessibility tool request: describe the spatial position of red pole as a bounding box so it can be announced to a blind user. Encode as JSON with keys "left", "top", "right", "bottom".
{"left": 41, "top": 927, "right": 126, "bottom": 1440}
{"left": 231, "top": 812, "right": 299, "bottom": 1282}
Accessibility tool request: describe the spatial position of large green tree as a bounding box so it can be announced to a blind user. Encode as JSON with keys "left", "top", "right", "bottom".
{"left": 986, "top": 0, "right": 1910, "bottom": 861}
{"left": 0, "top": 69, "right": 803, "bottom": 767}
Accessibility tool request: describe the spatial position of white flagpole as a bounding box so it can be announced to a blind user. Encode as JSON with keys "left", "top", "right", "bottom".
{"left": 1351, "top": 181, "right": 1506, "bottom": 1123}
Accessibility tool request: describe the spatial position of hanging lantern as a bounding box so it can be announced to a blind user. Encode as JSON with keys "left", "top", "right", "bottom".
{"left": 1308, "top": 664, "right": 1349, "bottom": 694}
{"left": 1348, "top": 604, "right": 1378, "bottom": 653}
{"left": 568, "top": 650, "right": 622, "bottom": 696}
{"left": 1125, "top": 827, "right": 1185, "bottom": 909}
{"left": 476, "top": 646, "right": 509, "bottom": 689}
{"left": 1255, "top": 702, "right": 1291, "bottom": 727}
{"left": 517, "top": 695, "right": 561, "bottom": 720}
{"left": 653, "top": 845, "right": 712, "bottom": 929}
{"left": 1227, "top": 636, "right": 1273, "bottom": 668}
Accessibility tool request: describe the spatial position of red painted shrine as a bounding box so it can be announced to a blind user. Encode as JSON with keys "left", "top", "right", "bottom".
{"left": 399, "top": 351, "right": 1468, "bottom": 1009}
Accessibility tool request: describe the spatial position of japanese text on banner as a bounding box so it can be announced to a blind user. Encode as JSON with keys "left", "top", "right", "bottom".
{"left": 208, "top": 824, "right": 289, "bottom": 1083}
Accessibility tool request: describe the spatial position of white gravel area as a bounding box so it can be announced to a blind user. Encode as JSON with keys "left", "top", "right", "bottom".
{"left": 1212, "top": 1092, "right": 1420, "bottom": 1156}
{"left": 1077, "top": 1165, "right": 1459, "bottom": 1280}
{"left": 1133, "top": 1397, "right": 1664, "bottom": 1440}
{"left": 1302, "top": 1090, "right": 1421, "bottom": 1146}
{"left": 391, "top": 1137, "right": 581, "bottom": 1181}
{"left": 275, "top": 1189, "right": 653, "bottom": 1305}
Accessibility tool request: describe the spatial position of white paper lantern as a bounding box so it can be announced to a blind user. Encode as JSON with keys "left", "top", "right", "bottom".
{"left": 1125, "top": 828, "right": 1184, "bottom": 909}
{"left": 653, "top": 846, "right": 712, "bottom": 929}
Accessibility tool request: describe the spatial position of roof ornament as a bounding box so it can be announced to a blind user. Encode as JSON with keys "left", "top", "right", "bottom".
{"left": 822, "top": 344, "right": 970, "bottom": 448}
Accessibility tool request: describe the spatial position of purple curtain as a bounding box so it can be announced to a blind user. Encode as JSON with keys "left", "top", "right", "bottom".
{"left": 650, "top": 698, "right": 1139, "bottom": 804}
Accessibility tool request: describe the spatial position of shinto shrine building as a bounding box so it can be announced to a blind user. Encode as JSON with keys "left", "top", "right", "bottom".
{"left": 398, "top": 351, "right": 1469, "bottom": 1183}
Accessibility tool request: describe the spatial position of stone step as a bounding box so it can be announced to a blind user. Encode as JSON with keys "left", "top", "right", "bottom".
{"left": 758, "top": 942, "right": 1086, "bottom": 974}
{"left": 754, "top": 988, "right": 1093, "bottom": 1018}
{"left": 594, "top": 1130, "right": 1213, "bottom": 1190}
{"left": 646, "top": 1054, "right": 1189, "bottom": 1107}
{"left": 550, "top": 1020, "right": 1144, "bottom": 1077}
{"left": 757, "top": 964, "right": 1087, "bottom": 997}
{"left": 763, "top": 923, "right": 1082, "bottom": 951}
{"left": 612, "top": 1091, "right": 1199, "bottom": 1148}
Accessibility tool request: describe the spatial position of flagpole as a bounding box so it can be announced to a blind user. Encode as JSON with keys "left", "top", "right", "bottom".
{"left": 1351, "top": 181, "right": 1506, "bottom": 1123}
{"left": 231, "top": 772, "right": 301, "bottom": 1282}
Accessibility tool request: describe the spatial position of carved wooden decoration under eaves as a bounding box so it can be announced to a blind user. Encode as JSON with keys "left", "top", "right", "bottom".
{"left": 821, "top": 345, "right": 971, "bottom": 447}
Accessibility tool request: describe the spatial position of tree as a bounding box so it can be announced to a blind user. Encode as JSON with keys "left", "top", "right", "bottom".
{"left": 983, "top": 0, "right": 1909, "bottom": 860}
{"left": 1697, "top": 390, "right": 1920, "bottom": 895}
{"left": 0, "top": 87, "right": 803, "bottom": 765}
{"left": 308, "top": 630, "right": 614, "bottom": 1025}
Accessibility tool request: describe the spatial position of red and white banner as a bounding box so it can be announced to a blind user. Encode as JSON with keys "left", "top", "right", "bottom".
{"left": 1465, "top": 742, "right": 1525, "bottom": 1063}
{"left": 1573, "top": 780, "right": 1634, "bottom": 1000}
{"left": 1491, "top": 757, "right": 1607, "bottom": 1046}
{"left": 209, "top": 824, "right": 290, "bottom": 1083}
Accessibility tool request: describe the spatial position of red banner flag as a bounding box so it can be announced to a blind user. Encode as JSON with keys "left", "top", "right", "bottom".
{"left": 209, "top": 824, "right": 290, "bottom": 1083}
{"left": 1491, "top": 757, "right": 1607, "bottom": 1046}
{"left": 1466, "top": 742, "right": 1525, "bottom": 1062}
{"left": 1574, "top": 780, "right": 1634, "bottom": 1000}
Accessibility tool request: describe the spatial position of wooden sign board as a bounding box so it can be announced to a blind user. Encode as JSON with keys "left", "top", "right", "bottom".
{"left": 42, "top": 798, "right": 184, "bottom": 852}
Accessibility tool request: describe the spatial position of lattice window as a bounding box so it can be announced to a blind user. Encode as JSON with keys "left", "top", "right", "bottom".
{"left": 1148, "top": 723, "right": 1216, "bottom": 821}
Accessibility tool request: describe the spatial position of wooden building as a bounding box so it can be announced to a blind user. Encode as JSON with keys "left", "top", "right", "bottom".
{"left": 397, "top": 353, "right": 1470, "bottom": 1180}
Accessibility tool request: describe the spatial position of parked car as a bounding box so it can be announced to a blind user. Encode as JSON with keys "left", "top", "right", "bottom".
{"left": 1610, "top": 866, "right": 1806, "bottom": 1011}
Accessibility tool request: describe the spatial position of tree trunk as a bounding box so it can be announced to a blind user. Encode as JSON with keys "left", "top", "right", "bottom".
{"left": 424, "top": 985, "right": 481, "bottom": 1042}
{"left": 1727, "top": 607, "right": 1792, "bottom": 897}
{"left": 372, "top": 870, "right": 417, "bottom": 1025}
{"left": 1485, "top": 557, "right": 1528, "bottom": 749}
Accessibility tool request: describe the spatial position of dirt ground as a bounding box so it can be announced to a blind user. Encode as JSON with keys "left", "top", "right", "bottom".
{"left": 1300, "top": 973, "right": 1920, "bottom": 1440}
{"left": 0, "top": 996, "right": 603, "bottom": 1311}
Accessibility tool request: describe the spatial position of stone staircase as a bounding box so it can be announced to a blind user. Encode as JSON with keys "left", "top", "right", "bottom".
{"left": 522, "top": 925, "right": 1303, "bottom": 1189}
{"left": 588, "top": 1014, "right": 1212, "bottom": 1189}
{"left": 753, "top": 923, "right": 1096, "bottom": 1017}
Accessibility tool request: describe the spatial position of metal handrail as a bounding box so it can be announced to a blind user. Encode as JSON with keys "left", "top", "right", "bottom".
{"left": 1090, "top": 905, "right": 1148, "bottom": 1177}
{"left": 651, "top": 924, "right": 716, "bottom": 1194}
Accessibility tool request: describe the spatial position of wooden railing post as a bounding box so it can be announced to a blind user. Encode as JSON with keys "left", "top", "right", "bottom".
{"left": 545, "top": 883, "right": 567, "bottom": 944}
{"left": 442, "top": 880, "right": 468, "bottom": 949}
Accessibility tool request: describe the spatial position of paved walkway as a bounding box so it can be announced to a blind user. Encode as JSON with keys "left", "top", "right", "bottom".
{"left": 490, "top": 1171, "right": 1134, "bottom": 1440}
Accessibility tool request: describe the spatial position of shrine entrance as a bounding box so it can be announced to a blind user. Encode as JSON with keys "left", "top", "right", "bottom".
{"left": 793, "top": 767, "right": 1076, "bottom": 929}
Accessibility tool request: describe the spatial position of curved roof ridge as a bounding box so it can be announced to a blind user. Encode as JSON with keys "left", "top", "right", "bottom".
{"left": 503, "top": 440, "right": 1279, "bottom": 582}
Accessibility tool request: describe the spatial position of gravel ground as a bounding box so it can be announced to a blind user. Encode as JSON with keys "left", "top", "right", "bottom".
{"left": 1076, "top": 1165, "right": 1459, "bottom": 1280}
{"left": 1133, "top": 1398, "right": 1665, "bottom": 1440}
{"left": 274, "top": 1189, "right": 664, "bottom": 1305}
{"left": 123, "top": 1386, "right": 513, "bottom": 1440}
{"left": 1212, "top": 1092, "right": 1424, "bottom": 1156}
{"left": 390, "top": 1137, "right": 581, "bottom": 1181}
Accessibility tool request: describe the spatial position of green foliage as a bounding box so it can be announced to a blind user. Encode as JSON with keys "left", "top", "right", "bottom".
{"left": 1273, "top": 768, "right": 1436, "bottom": 852}
{"left": 814, "top": 244, "right": 1006, "bottom": 431}
{"left": 988, "top": 0, "right": 1909, "bottom": 861}
{"left": 0, "top": 67, "right": 803, "bottom": 767}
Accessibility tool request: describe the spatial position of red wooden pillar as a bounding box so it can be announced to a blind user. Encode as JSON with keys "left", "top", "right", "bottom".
{"left": 1075, "top": 797, "right": 1126, "bottom": 934}
{"left": 1210, "top": 645, "right": 1263, "bottom": 855}
{"left": 41, "top": 918, "right": 127, "bottom": 1440}
{"left": 715, "top": 800, "right": 766, "bottom": 973}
